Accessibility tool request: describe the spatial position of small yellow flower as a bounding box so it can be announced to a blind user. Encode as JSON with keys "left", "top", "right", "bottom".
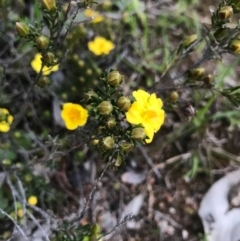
{"left": 88, "top": 36, "right": 115, "bottom": 56}
{"left": 61, "top": 103, "right": 88, "bottom": 130}
{"left": 31, "top": 53, "right": 59, "bottom": 76}
{"left": 28, "top": 196, "right": 38, "bottom": 206}
{"left": 0, "top": 108, "right": 14, "bottom": 132}
{"left": 84, "top": 8, "right": 103, "bottom": 23}
{"left": 126, "top": 90, "right": 165, "bottom": 143}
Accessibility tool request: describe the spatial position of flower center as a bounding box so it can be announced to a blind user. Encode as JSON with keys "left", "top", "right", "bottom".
{"left": 99, "top": 42, "right": 105, "bottom": 51}
{"left": 68, "top": 109, "right": 80, "bottom": 121}
{"left": 144, "top": 110, "right": 157, "bottom": 119}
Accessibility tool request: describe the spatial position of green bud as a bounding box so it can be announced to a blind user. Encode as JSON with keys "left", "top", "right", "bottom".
{"left": 107, "top": 70, "right": 122, "bottom": 86}
{"left": 16, "top": 22, "right": 30, "bottom": 37}
{"left": 86, "top": 68, "right": 93, "bottom": 75}
{"left": 42, "top": 52, "right": 55, "bottom": 65}
{"left": 97, "top": 101, "right": 113, "bottom": 115}
{"left": 16, "top": 202, "right": 22, "bottom": 209}
{"left": 14, "top": 131, "right": 21, "bottom": 138}
{"left": 16, "top": 162, "right": 23, "bottom": 170}
{"left": 102, "top": 136, "right": 115, "bottom": 150}
{"left": 24, "top": 174, "right": 32, "bottom": 182}
{"left": 78, "top": 60, "right": 85, "bottom": 67}
{"left": 36, "top": 35, "right": 50, "bottom": 50}
{"left": 188, "top": 67, "right": 205, "bottom": 80}
{"left": 218, "top": 6, "right": 233, "bottom": 20}
{"left": 168, "top": 91, "right": 179, "bottom": 103}
{"left": 119, "top": 141, "right": 133, "bottom": 152}
{"left": 91, "top": 139, "right": 99, "bottom": 145}
{"left": 203, "top": 74, "right": 213, "bottom": 85}
{"left": 229, "top": 39, "right": 240, "bottom": 54}
{"left": 131, "top": 127, "right": 146, "bottom": 141}
{"left": 37, "top": 76, "right": 51, "bottom": 88}
{"left": 182, "top": 34, "right": 197, "bottom": 48}
{"left": 115, "top": 155, "right": 123, "bottom": 167}
{"left": 106, "top": 117, "right": 116, "bottom": 129}
{"left": 2, "top": 159, "right": 12, "bottom": 166}
{"left": 84, "top": 90, "right": 98, "bottom": 103}
{"left": 116, "top": 96, "right": 131, "bottom": 111}
{"left": 40, "top": 0, "right": 56, "bottom": 11}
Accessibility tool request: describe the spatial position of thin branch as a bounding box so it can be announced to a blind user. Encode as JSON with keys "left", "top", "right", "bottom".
{"left": 97, "top": 214, "right": 133, "bottom": 240}
{"left": 0, "top": 209, "right": 29, "bottom": 241}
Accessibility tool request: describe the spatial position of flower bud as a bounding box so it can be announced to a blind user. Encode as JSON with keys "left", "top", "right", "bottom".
{"left": 218, "top": 6, "right": 233, "bottom": 20}
{"left": 42, "top": 52, "right": 55, "bottom": 65}
{"left": 119, "top": 141, "right": 133, "bottom": 152}
{"left": 229, "top": 39, "right": 240, "bottom": 54}
{"left": 16, "top": 22, "right": 29, "bottom": 37}
{"left": 24, "top": 174, "right": 33, "bottom": 182}
{"left": 97, "top": 101, "right": 113, "bottom": 115}
{"left": 106, "top": 117, "right": 116, "bottom": 129}
{"left": 117, "top": 96, "right": 131, "bottom": 111}
{"left": 102, "top": 136, "right": 114, "bottom": 150}
{"left": 182, "top": 34, "right": 197, "bottom": 48}
{"left": 36, "top": 35, "right": 50, "bottom": 50}
{"left": 203, "top": 74, "right": 213, "bottom": 85}
{"left": 168, "top": 91, "right": 179, "bottom": 102}
{"left": 16, "top": 162, "right": 23, "bottom": 170}
{"left": 115, "top": 155, "right": 123, "bottom": 167}
{"left": 107, "top": 70, "right": 122, "bottom": 86}
{"left": 14, "top": 131, "right": 21, "bottom": 138}
{"left": 37, "top": 76, "right": 51, "bottom": 87}
{"left": 131, "top": 127, "right": 146, "bottom": 141}
{"left": 40, "top": 0, "right": 56, "bottom": 11}
{"left": 91, "top": 139, "right": 99, "bottom": 145}
{"left": 2, "top": 159, "right": 12, "bottom": 166}
{"left": 188, "top": 67, "right": 205, "bottom": 80}
{"left": 84, "top": 90, "right": 98, "bottom": 103}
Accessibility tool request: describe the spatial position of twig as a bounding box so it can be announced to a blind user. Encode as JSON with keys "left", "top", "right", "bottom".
{"left": 97, "top": 214, "right": 133, "bottom": 240}
{"left": 137, "top": 143, "right": 161, "bottom": 178}
{"left": 0, "top": 208, "right": 29, "bottom": 241}
{"left": 154, "top": 152, "right": 191, "bottom": 170}
{"left": 26, "top": 209, "right": 51, "bottom": 241}
{"left": 153, "top": 209, "right": 183, "bottom": 229}
{"left": 64, "top": 153, "right": 116, "bottom": 224}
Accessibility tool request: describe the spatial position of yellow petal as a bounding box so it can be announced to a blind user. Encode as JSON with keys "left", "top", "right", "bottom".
{"left": 126, "top": 102, "right": 144, "bottom": 124}
{"left": 143, "top": 109, "right": 165, "bottom": 132}
{"left": 1, "top": 108, "right": 9, "bottom": 115}
{"left": 148, "top": 93, "right": 163, "bottom": 109}
{"left": 31, "top": 53, "right": 59, "bottom": 76}
{"left": 144, "top": 126, "right": 154, "bottom": 143}
{"left": 133, "top": 90, "right": 150, "bottom": 106}
{"left": 7, "top": 115, "right": 14, "bottom": 124}
{"left": 0, "top": 122, "right": 10, "bottom": 132}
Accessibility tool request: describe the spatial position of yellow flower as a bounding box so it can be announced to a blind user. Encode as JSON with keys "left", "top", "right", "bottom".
{"left": 84, "top": 8, "right": 103, "bottom": 23}
{"left": 31, "top": 53, "right": 59, "bottom": 76}
{"left": 28, "top": 196, "right": 38, "bottom": 206}
{"left": 88, "top": 36, "right": 115, "bottom": 56}
{"left": 126, "top": 90, "right": 165, "bottom": 143}
{"left": 0, "top": 108, "right": 14, "bottom": 132}
{"left": 61, "top": 103, "right": 88, "bottom": 130}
